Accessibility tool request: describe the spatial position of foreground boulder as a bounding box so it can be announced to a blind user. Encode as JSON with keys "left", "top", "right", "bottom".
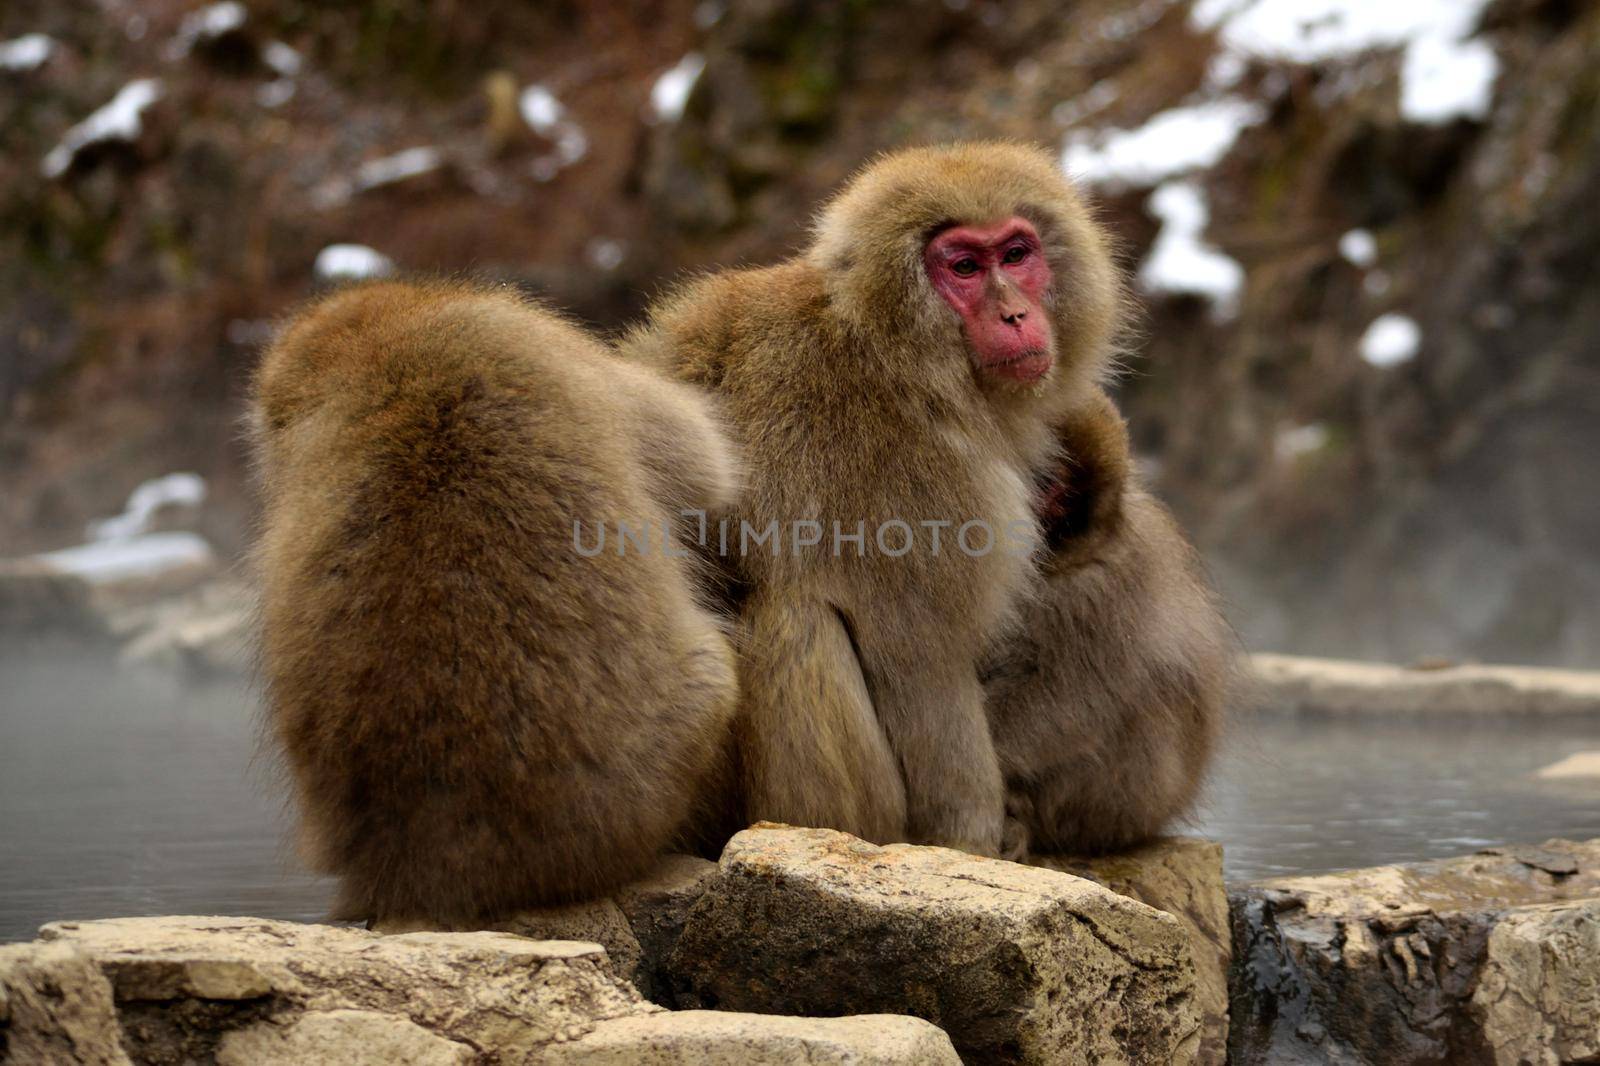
{"left": 1035, "top": 838, "right": 1230, "bottom": 1065}
{"left": 1229, "top": 838, "right": 1600, "bottom": 1065}
{"left": 668, "top": 825, "right": 1200, "bottom": 1064}
{"left": 0, "top": 915, "right": 957, "bottom": 1064}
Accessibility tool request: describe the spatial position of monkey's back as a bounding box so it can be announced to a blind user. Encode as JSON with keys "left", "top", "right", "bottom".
{"left": 252, "top": 282, "right": 736, "bottom": 923}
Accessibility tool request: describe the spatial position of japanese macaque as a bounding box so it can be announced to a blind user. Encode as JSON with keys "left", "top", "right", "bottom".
{"left": 981, "top": 389, "right": 1239, "bottom": 857}
{"left": 251, "top": 280, "right": 738, "bottom": 924}
{"left": 624, "top": 142, "right": 1127, "bottom": 855}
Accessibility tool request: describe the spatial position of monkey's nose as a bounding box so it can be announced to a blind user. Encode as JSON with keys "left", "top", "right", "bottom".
{"left": 1002, "top": 309, "right": 1027, "bottom": 325}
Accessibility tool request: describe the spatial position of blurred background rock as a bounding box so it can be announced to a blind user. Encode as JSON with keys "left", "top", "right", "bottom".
{"left": 2, "top": 0, "right": 1597, "bottom": 666}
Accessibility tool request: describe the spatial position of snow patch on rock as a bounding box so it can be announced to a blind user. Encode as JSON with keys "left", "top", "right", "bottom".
{"left": 314, "top": 244, "right": 395, "bottom": 282}
{"left": 87, "top": 473, "right": 207, "bottom": 543}
{"left": 1061, "top": 98, "right": 1264, "bottom": 188}
{"left": 0, "top": 33, "right": 55, "bottom": 73}
{"left": 650, "top": 53, "right": 706, "bottom": 124}
{"left": 41, "top": 79, "right": 163, "bottom": 178}
{"left": 1193, "top": 0, "right": 1498, "bottom": 125}
{"left": 1359, "top": 312, "right": 1421, "bottom": 367}
{"left": 1139, "top": 182, "right": 1245, "bottom": 315}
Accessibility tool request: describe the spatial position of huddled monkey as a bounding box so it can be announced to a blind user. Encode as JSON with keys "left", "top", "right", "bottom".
{"left": 251, "top": 281, "right": 738, "bottom": 924}
{"left": 982, "top": 388, "right": 1239, "bottom": 857}
{"left": 624, "top": 142, "right": 1139, "bottom": 856}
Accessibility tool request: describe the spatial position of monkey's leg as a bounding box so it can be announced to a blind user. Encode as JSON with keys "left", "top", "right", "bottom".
{"left": 870, "top": 662, "right": 1006, "bottom": 856}
{"left": 737, "top": 592, "right": 907, "bottom": 843}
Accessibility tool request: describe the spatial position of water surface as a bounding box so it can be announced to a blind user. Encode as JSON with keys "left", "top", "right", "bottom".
{"left": 4, "top": 652, "right": 1599, "bottom": 941}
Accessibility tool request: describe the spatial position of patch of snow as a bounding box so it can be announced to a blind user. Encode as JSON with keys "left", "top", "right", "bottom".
{"left": 1275, "top": 422, "right": 1329, "bottom": 461}
{"left": 41, "top": 79, "right": 163, "bottom": 179}
{"left": 586, "top": 238, "right": 626, "bottom": 272}
{"left": 649, "top": 53, "right": 705, "bottom": 124}
{"left": 1191, "top": 0, "right": 1488, "bottom": 62}
{"left": 170, "top": 1, "right": 246, "bottom": 58}
{"left": 1363, "top": 269, "right": 1391, "bottom": 296}
{"left": 126, "top": 15, "right": 149, "bottom": 42}
{"left": 314, "top": 244, "right": 395, "bottom": 282}
{"left": 263, "top": 41, "right": 302, "bottom": 78}
{"left": 354, "top": 146, "right": 443, "bottom": 191}
{"left": 1061, "top": 98, "right": 1264, "bottom": 188}
{"left": 1193, "top": 0, "right": 1498, "bottom": 126}
{"left": 1401, "top": 35, "right": 1496, "bottom": 123}
{"left": 1138, "top": 181, "right": 1245, "bottom": 315}
{"left": 519, "top": 85, "right": 588, "bottom": 180}
{"left": 1204, "top": 50, "right": 1248, "bottom": 91}
{"left": 256, "top": 79, "right": 295, "bottom": 108}
{"left": 37, "top": 533, "right": 215, "bottom": 585}
{"left": 88, "top": 473, "right": 207, "bottom": 542}
{"left": 0, "top": 33, "right": 55, "bottom": 73}
{"left": 1359, "top": 312, "right": 1420, "bottom": 367}
{"left": 519, "top": 85, "right": 564, "bottom": 132}
{"left": 1338, "top": 228, "right": 1377, "bottom": 267}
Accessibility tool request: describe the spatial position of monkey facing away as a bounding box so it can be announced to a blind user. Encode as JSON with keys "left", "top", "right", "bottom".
{"left": 982, "top": 388, "right": 1239, "bottom": 856}
{"left": 252, "top": 280, "right": 738, "bottom": 924}
{"left": 625, "top": 142, "right": 1128, "bottom": 855}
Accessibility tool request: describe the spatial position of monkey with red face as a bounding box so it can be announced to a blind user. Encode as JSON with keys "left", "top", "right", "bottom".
{"left": 627, "top": 142, "right": 1147, "bottom": 854}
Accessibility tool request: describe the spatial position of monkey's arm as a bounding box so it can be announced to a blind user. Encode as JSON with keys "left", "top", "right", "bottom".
{"left": 608, "top": 358, "right": 741, "bottom": 517}
{"left": 736, "top": 590, "right": 909, "bottom": 843}
{"left": 983, "top": 392, "right": 1238, "bottom": 855}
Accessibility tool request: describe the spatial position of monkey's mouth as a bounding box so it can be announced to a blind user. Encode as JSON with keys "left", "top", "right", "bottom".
{"left": 982, "top": 349, "right": 1053, "bottom": 384}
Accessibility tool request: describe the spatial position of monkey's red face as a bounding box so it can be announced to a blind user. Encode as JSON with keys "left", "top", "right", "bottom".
{"left": 924, "top": 217, "right": 1055, "bottom": 384}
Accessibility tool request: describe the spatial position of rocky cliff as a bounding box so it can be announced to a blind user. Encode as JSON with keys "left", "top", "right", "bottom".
{"left": 3, "top": 0, "right": 1597, "bottom": 664}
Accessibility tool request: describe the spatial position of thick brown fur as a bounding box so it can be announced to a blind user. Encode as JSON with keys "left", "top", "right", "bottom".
{"left": 251, "top": 280, "right": 739, "bottom": 924}
{"left": 623, "top": 143, "right": 1124, "bottom": 854}
{"left": 982, "top": 389, "right": 1240, "bottom": 855}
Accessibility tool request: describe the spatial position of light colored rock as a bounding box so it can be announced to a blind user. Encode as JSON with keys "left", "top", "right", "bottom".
{"left": 377, "top": 898, "right": 645, "bottom": 989}
{"left": 0, "top": 940, "right": 130, "bottom": 1065}
{"left": 217, "top": 1009, "right": 474, "bottom": 1065}
{"left": 540, "top": 1010, "right": 961, "bottom": 1065}
{"left": 670, "top": 825, "right": 1200, "bottom": 1065}
{"left": 0, "top": 560, "right": 114, "bottom": 647}
{"left": 1472, "top": 900, "right": 1600, "bottom": 1066}
{"left": 108, "top": 576, "right": 253, "bottom": 677}
{"left": 615, "top": 854, "right": 718, "bottom": 1003}
{"left": 1251, "top": 652, "right": 1600, "bottom": 714}
{"left": 1534, "top": 751, "right": 1600, "bottom": 779}
{"left": 37, "top": 915, "right": 654, "bottom": 1057}
{"left": 1035, "top": 837, "right": 1230, "bottom": 1065}
{"left": 1230, "top": 838, "right": 1600, "bottom": 1064}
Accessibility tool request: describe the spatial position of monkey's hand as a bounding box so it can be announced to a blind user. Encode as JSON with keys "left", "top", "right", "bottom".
{"left": 1036, "top": 389, "right": 1131, "bottom": 568}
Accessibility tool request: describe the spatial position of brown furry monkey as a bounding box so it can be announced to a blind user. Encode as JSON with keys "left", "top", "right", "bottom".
{"left": 251, "top": 280, "right": 738, "bottom": 924}
{"left": 983, "top": 388, "right": 1239, "bottom": 856}
{"left": 624, "top": 143, "right": 1125, "bottom": 854}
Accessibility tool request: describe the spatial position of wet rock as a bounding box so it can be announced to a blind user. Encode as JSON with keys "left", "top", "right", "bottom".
{"left": 31, "top": 916, "right": 653, "bottom": 1060}
{"left": 0, "top": 560, "right": 115, "bottom": 649}
{"left": 1250, "top": 653, "right": 1600, "bottom": 715}
{"left": 1228, "top": 838, "right": 1600, "bottom": 1065}
{"left": 0, "top": 940, "right": 130, "bottom": 1066}
{"left": 1034, "top": 837, "right": 1230, "bottom": 1065}
{"left": 668, "top": 825, "right": 1200, "bottom": 1065}
{"left": 542, "top": 1010, "right": 961, "bottom": 1065}
{"left": 614, "top": 854, "right": 719, "bottom": 1004}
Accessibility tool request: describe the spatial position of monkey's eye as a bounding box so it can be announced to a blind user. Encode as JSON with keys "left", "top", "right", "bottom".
{"left": 950, "top": 258, "right": 980, "bottom": 277}
{"left": 1002, "top": 245, "right": 1029, "bottom": 265}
